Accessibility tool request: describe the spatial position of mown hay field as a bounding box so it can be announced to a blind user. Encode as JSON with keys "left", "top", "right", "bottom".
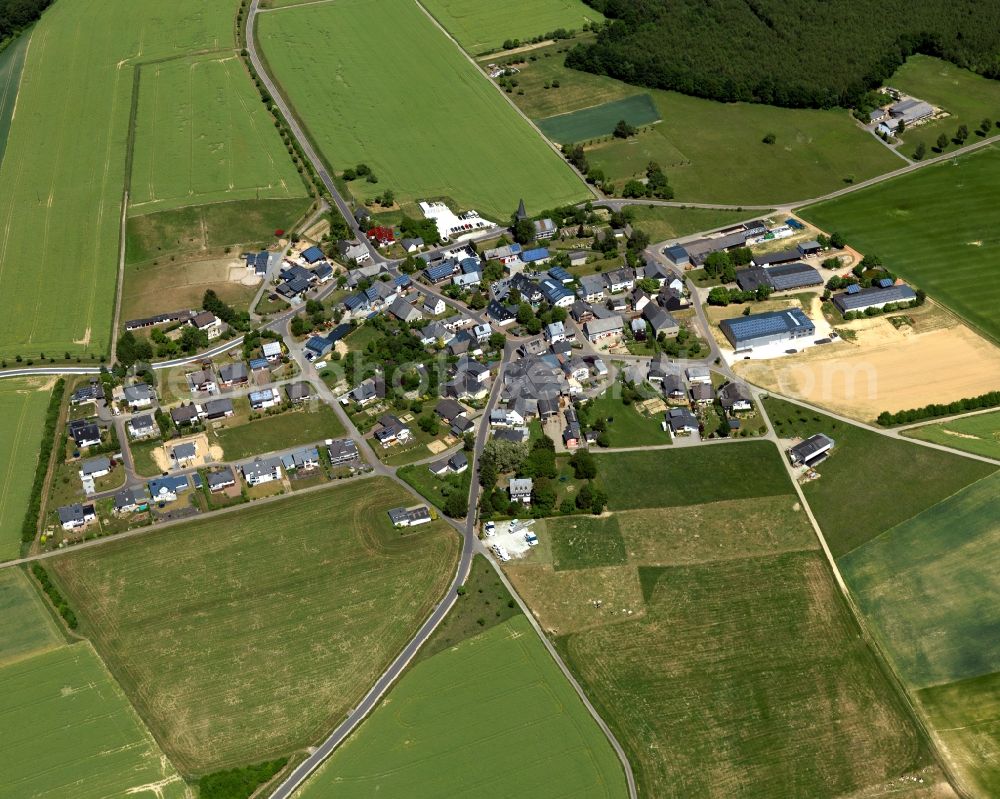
{"left": 508, "top": 444, "right": 931, "bottom": 798}
{"left": 903, "top": 410, "right": 1000, "bottom": 460}
{"left": 0, "top": 379, "right": 51, "bottom": 560}
{"left": 0, "top": 568, "right": 62, "bottom": 663}
{"left": 764, "top": 397, "right": 995, "bottom": 557}
{"left": 129, "top": 53, "right": 305, "bottom": 216}
{"left": 421, "top": 0, "right": 604, "bottom": 55}
{"left": 257, "top": 0, "right": 589, "bottom": 219}
{"left": 297, "top": 616, "right": 627, "bottom": 799}
{"left": 801, "top": 145, "right": 1000, "bottom": 343}
{"left": 0, "top": 0, "right": 298, "bottom": 359}
{"left": 50, "top": 478, "right": 459, "bottom": 774}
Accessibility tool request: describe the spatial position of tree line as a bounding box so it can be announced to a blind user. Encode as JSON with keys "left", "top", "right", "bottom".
{"left": 877, "top": 390, "right": 1000, "bottom": 426}
{"left": 567, "top": 0, "right": 1000, "bottom": 109}
{"left": 0, "top": 0, "right": 53, "bottom": 41}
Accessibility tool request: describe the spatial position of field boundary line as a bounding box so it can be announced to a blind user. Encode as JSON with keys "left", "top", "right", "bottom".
{"left": 896, "top": 404, "right": 1000, "bottom": 433}
{"left": 483, "top": 552, "right": 639, "bottom": 799}
{"left": 753, "top": 398, "right": 974, "bottom": 799}
{"left": 835, "top": 469, "right": 1000, "bottom": 561}
{"left": 409, "top": 0, "right": 599, "bottom": 202}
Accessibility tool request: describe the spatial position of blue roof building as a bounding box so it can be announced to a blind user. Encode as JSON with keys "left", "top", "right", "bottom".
{"left": 301, "top": 245, "right": 325, "bottom": 264}
{"left": 344, "top": 293, "right": 371, "bottom": 313}
{"left": 539, "top": 277, "right": 574, "bottom": 307}
{"left": 244, "top": 251, "right": 269, "bottom": 275}
{"left": 424, "top": 261, "right": 457, "bottom": 283}
{"left": 394, "top": 274, "right": 412, "bottom": 289}
{"left": 664, "top": 245, "right": 690, "bottom": 266}
{"left": 521, "top": 247, "right": 550, "bottom": 264}
{"left": 249, "top": 357, "right": 268, "bottom": 371}
{"left": 720, "top": 308, "right": 815, "bottom": 350}
{"left": 460, "top": 257, "right": 480, "bottom": 274}
{"left": 833, "top": 284, "right": 916, "bottom": 314}
{"left": 327, "top": 323, "right": 352, "bottom": 342}
{"left": 148, "top": 475, "right": 189, "bottom": 502}
{"left": 547, "top": 266, "right": 573, "bottom": 284}
{"left": 305, "top": 336, "right": 333, "bottom": 358}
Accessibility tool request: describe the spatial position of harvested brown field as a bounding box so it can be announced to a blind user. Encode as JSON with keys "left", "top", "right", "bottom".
{"left": 736, "top": 307, "right": 1000, "bottom": 422}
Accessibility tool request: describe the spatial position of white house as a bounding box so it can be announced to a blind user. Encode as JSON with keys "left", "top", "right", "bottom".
{"left": 240, "top": 456, "right": 283, "bottom": 487}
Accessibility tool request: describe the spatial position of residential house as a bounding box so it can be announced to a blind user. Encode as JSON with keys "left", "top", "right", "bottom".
{"left": 346, "top": 376, "right": 384, "bottom": 407}
{"left": 547, "top": 266, "right": 574, "bottom": 284}
{"left": 472, "top": 323, "right": 492, "bottom": 343}
{"left": 70, "top": 383, "right": 104, "bottom": 405}
{"left": 577, "top": 274, "right": 606, "bottom": 303}
{"left": 544, "top": 320, "right": 566, "bottom": 343}
{"left": 718, "top": 382, "right": 753, "bottom": 413}
{"left": 218, "top": 361, "right": 249, "bottom": 388}
{"left": 435, "top": 398, "right": 467, "bottom": 424}
{"left": 367, "top": 226, "right": 395, "bottom": 248}
{"left": 685, "top": 366, "right": 712, "bottom": 384}
{"left": 79, "top": 456, "right": 111, "bottom": 480}
{"left": 58, "top": 503, "right": 96, "bottom": 531}
{"left": 533, "top": 218, "right": 557, "bottom": 239}
{"left": 374, "top": 414, "right": 411, "bottom": 448}
{"left": 521, "top": 247, "right": 550, "bottom": 266}
{"left": 148, "top": 475, "right": 189, "bottom": 503}
{"left": 690, "top": 382, "right": 714, "bottom": 405}
{"left": 262, "top": 341, "right": 283, "bottom": 361}
{"left": 422, "top": 296, "right": 446, "bottom": 316}
{"left": 420, "top": 320, "right": 455, "bottom": 346}
{"left": 311, "top": 262, "right": 334, "bottom": 284}
{"left": 562, "top": 406, "right": 581, "bottom": 449}
{"left": 64, "top": 425, "right": 103, "bottom": 463}
{"left": 123, "top": 383, "right": 156, "bottom": 409}
{"left": 584, "top": 315, "right": 624, "bottom": 344}
{"left": 301, "top": 245, "right": 325, "bottom": 264}
{"left": 643, "top": 260, "right": 672, "bottom": 284}
{"left": 282, "top": 446, "right": 320, "bottom": 472}
{"left": 424, "top": 260, "right": 458, "bottom": 284}
{"left": 400, "top": 237, "right": 424, "bottom": 253}
{"left": 604, "top": 267, "right": 634, "bottom": 293}
{"left": 207, "top": 467, "right": 236, "bottom": 492}
{"left": 186, "top": 369, "right": 217, "bottom": 395}
{"left": 200, "top": 398, "right": 234, "bottom": 420}
{"left": 113, "top": 487, "right": 146, "bottom": 514}
{"left": 452, "top": 271, "right": 481, "bottom": 288}
{"left": 630, "top": 318, "right": 647, "bottom": 341}
{"left": 570, "top": 300, "right": 594, "bottom": 324}
{"left": 631, "top": 287, "right": 652, "bottom": 313}
{"left": 539, "top": 277, "right": 574, "bottom": 307}
{"left": 189, "top": 311, "right": 222, "bottom": 340}
{"left": 327, "top": 438, "right": 359, "bottom": 465}
{"left": 567, "top": 251, "right": 588, "bottom": 267}
{"left": 249, "top": 388, "right": 280, "bottom": 411}
{"left": 127, "top": 414, "right": 156, "bottom": 439}
{"left": 170, "top": 404, "right": 199, "bottom": 427}
{"left": 665, "top": 407, "right": 698, "bottom": 436}
{"left": 285, "top": 382, "right": 313, "bottom": 404}
{"left": 486, "top": 301, "right": 516, "bottom": 327}
{"left": 170, "top": 442, "right": 197, "bottom": 467}
{"left": 509, "top": 477, "right": 533, "bottom": 504}
{"left": 482, "top": 243, "right": 522, "bottom": 265}
{"left": 239, "top": 456, "right": 283, "bottom": 487}
{"left": 643, "top": 304, "right": 679, "bottom": 338}
{"left": 337, "top": 239, "right": 372, "bottom": 264}
{"left": 493, "top": 426, "right": 530, "bottom": 444}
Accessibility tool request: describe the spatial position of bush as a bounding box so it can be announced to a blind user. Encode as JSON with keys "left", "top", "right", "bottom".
{"left": 198, "top": 759, "right": 288, "bottom": 799}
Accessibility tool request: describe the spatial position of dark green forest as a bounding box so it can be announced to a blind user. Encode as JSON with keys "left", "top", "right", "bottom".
{"left": 0, "top": 0, "right": 52, "bottom": 40}
{"left": 568, "top": 0, "right": 1000, "bottom": 108}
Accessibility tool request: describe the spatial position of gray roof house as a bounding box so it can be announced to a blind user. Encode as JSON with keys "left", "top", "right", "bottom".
{"left": 388, "top": 297, "right": 424, "bottom": 324}
{"left": 239, "top": 456, "right": 283, "bottom": 486}
{"left": 123, "top": 383, "right": 156, "bottom": 407}
{"left": 717, "top": 381, "right": 753, "bottom": 412}
{"left": 509, "top": 477, "right": 533, "bottom": 503}
{"left": 642, "top": 303, "right": 679, "bottom": 337}
{"left": 666, "top": 407, "right": 698, "bottom": 435}
{"left": 207, "top": 466, "right": 236, "bottom": 492}
{"left": 79, "top": 456, "right": 111, "bottom": 478}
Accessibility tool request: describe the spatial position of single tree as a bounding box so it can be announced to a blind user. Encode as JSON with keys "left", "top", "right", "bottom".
{"left": 613, "top": 119, "right": 637, "bottom": 139}
{"left": 936, "top": 132, "right": 949, "bottom": 151}
{"left": 956, "top": 124, "right": 969, "bottom": 143}
{"left": 761, "top": 132, "right": 776, "bottom": 144}
{"left": 913, "top": 141, "right": 926, "bottom": 160}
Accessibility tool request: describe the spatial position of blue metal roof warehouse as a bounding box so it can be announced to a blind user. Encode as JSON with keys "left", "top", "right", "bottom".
{"left": 720, "top": 308, "right": 815, "bottom": 350}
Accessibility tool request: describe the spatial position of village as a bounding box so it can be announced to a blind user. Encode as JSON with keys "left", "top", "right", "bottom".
{"left": 44, "top": 194, "right": 897, "bottom": 551}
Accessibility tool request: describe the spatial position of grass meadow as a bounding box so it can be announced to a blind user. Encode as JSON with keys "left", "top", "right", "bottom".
{"left": 800, "top": 145, "right": 1000, "bottom": 343}
{"left": 893, "top": 55, "right": 1000, "bottom": 159}
{"left": 129, "top": 53, "right": 306, "bottom": 216}
{"left": 595, "top": 441, "right": 793, "bottom": 509}
{"left": 257, "top": 0, "right": 589, "bottom": 219}
{"left": 903, "top": 410, "right": 1000, "bottom": 459}
{"left": 0, "top": 379, "right": 51, "bottom": 560}
{"left": 296, "top": 615, "right": 628, "bottom": 799}
{"left": 50, "top": 478, "right": 459, "bottom": 774}
{"left": 0, "top": 568, "right": 63, "bottom": 663}
{"left": 420, "top": 0, "right": 604, "bottom": 55}
{"left": 536, "top": 93, "right": 660, "bottom": 143}
{"left": 586, "top": 390, "right": 670, "bottom": 447}
{"left": 839, "top": 472, "right": 1000, "bottom": 688}
{"left": 0, "top": 0, "right": 300, "bottom": 359}
{"left": 498, "top": 39, "right": 900, "bottom": 205}
{"left": 0, "top": 29, "right": 30, "bottom": 163}
{"left": 1, "top": 642, "right": 189, "bottom": 799}
{"left": 624, "top": 205, "right": 765, "bottom": 243}
{"left": 210, "top": 404, "right": 345, "bottom": 461}
{"left": 125, "top": 197, "right": 310, "bottom": 265}
{"left": 764, "top": 397, "right": 995, "bottom": 557}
